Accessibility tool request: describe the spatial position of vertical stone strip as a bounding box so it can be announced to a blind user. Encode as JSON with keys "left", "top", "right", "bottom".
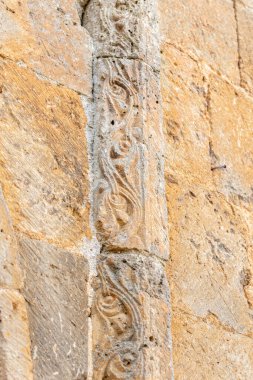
{"left": 83, "top": 1, "right": 173, "bottom": 378}
{"left": 0, "top": 188, "right": 33, "bottom": 379}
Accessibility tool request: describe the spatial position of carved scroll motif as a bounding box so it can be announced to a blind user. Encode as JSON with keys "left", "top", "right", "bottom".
{"left": 94, "top": 257, "right": 144, "bottom": 379}
{"left": 94, "top": 59, "right": 144, "bottom": 250}
{"left": 98, "top": 0, "right": 139, "bottom": 55}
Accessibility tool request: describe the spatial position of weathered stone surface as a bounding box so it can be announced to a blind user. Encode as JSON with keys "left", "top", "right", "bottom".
{"left": 161, "top": 21, "right": 253, "bottom": 378}
{"left": 235, "top": 1, "right": 253, "bottom": 93}
{"left": 0, "top": 60, "right": 91, "bottom": 247}
{"left": 92, "top": 253, "right": 173, "bottom": 380}
{"left": 0, "top": 289, "right": 33, "bottom": 380}
{"left": 0, "top": 0, "right": 92, "bottom": 95}
{"left": 172, "top": 311, "right": 253, "bottom": 380}
{"left": 158, "top": 0, "right": 240, "bottom": 83}
{"left": 84, "top": 0, "right": 160, "bottom": 69}
{"left": 92, "top": 58, "right": 168, "bottom": 258}
{"left": 0, "top": 187, "right": 22, "bottom": 289}
{"left": 19, "top": 236, "right": 89, "bottom": 380}
{"left": 209, "top": 74, "right": 253, "bottom": 210}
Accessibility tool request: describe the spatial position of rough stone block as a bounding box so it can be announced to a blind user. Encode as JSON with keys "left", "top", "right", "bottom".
{"left": 209, "top": 74, "right": 253, "bottom": 209}
{"left": 92, "top": 58, "right": 168, "bottom": 258}
{"left": 236, "top": 2, "right": 253, "bottom": 93}
{"left": 19, "top": 236, "right": 89, "bottom": 380}
{"left": 0, "top": 188, "right": 22, "bottom": 289}
{"left": 0, "top": 60, "right": 91, "bottom": 246}
{"left": 92, "top": 253, "right": 173, "bottom": 380}
{"left": 0, "top": 0, "right": 92, "bottom": 95}
{"left": 158, "top": 0, "right": 240, "bottom": 83}
{"left": 0, "top": 289, "right": 33, "bottom": 380}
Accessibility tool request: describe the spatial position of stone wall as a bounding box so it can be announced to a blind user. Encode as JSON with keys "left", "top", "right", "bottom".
{"left": 159, "top": 0, "right": 253, "bottom": 378}
{"left": 0, "top": 0, "right": 253, "bottom": 379}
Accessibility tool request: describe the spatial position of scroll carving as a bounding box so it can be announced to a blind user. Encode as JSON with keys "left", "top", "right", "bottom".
{"left": 94, "top": 59, "right": 144, "bottom": 250}
{"left": 94, "top": 256, "right": 144, "bottom": 379}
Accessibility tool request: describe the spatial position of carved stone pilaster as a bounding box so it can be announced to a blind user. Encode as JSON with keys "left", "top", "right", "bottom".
{"left": 93, "top": 58, "right": 168, "bottom": 259}
{"left": 83, "top": 0, "right": 173, "bottom": 378}
{"left": 93, "top": 254, "right": 172, "bottom": 379}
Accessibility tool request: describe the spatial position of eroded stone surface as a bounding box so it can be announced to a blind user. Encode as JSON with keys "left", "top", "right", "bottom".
{"left": 0, "top": 188, "right": 22, "bottom": 289}
{"left": 159, "top": 0, "right": 240, "bottom": 83}
{"left": 93, "top": 253, "right": 173, "bottom": 380}
{"left": 19, "top": 236, "right": 89, "bottom": 380}
{"left": 84, "top": 0, "right": 160, "bottom": 70}
{"left": 0, "top": 60, "right": 91, "bottom": 247}
{"left": 93, "top": 58, "right": 168, "bottom": 258}
{"left": 0, "top": 0, "right": 92, "bottom": 95}
{"left": 0, "top": 289, "right": 33, "bottom": 380}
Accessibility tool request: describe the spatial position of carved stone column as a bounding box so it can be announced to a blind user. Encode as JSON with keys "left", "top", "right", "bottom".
{"left": 84, "top": 1, "right": 173, "bottom": 378}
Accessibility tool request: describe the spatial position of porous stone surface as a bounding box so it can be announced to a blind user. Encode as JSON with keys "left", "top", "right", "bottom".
{"left": 159, "top": 1, "right": 253, "bottom": 378}
{"left": 19, "top": 236, "right": 89, "bottom": 380}
{"left": 0, "top": 0, "right": 92, "bottom": 95}
{"left": 0, "top": 60, "right": 91, "bottom": 247}
{"left": 0, "top": 289, "right": 33, "bottom": 380}
{"left": 93, "top": 253, "right": 173, "bottom": 379}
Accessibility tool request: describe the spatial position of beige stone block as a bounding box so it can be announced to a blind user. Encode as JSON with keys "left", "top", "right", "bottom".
{"left": 0, "top": 188, "right": 22, "bottom": 289}
{"left": 0, "top": 0, "right": 92, "bottom": 95}
{"left": 160, "top": 45, "right": 212, "bottom": 192}
{"left": 167, "top": 189, "right": 253, "bottom": 338}
{"left": 158, "top": 0, "right": 240, "bottom": 83}
{"left": 236, "top": 2, "right": 253, "bottom": 93}
{"left": 171, "top": 311, "right": 253, "bottom": 380}
{"left": 0, "top": 289, "right": 33, "bottom": 380}
{"left": 19, "top": 236, "right": 89, "bottom": 380}
{"left": 209, "top": 74, "right": 253, "bottom": 210}
{"left": 92, "top": 253, "right": 173, "bottom": 380}
{"left": 84, "top": 0, "right": 160, "bottom": 69}
{"left": 0, "top": 60, "right": 91, "bottom": 246}
{"left": 93, "top": 58, "right": 168, "bottom": 258}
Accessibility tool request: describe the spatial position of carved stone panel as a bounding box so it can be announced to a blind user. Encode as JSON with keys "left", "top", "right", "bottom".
{"left": 93, "top": 58, "right": 168, "bottom": 259}
{"left": 83, "top": 0, "right": 160, "bottom": 70}
{"left": 92, "top": 253, "right": 173, "bottom": 380}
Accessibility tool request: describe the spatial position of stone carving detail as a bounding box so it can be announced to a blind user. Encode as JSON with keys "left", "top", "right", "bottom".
{"left": 93, "top": 254, "right": 171, "bottom": 379}
{"left": 98, "top": 0, "right": 139, "bottom": 55}
{"left": 94, "top": 58, "right": 144, "bottom": 250}
{"left": 94, "top": 256, "right": 144, "bottom": 379}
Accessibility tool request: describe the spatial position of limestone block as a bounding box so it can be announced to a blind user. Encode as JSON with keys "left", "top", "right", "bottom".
{"left": 0, "top": 188, "right": 22, "bottom": 289}
{"left": 92, "top": 58, "right": 168, "bottom": 258}
{"left": 160, "top": 44, "right": 211, "bottom": 193}
{"left": 0, "top": 0, "right": 92, "bottom": 95}
{"left": 19, "top": 236, "right": 89, "bottom": 380}
{"left": 158, "top": 0, "right": 240, "bottom": 83}
{"left": 167, "top": 190, "right": 253, "bottom": 338}
{"left": 0, "top": 289, "right": 33, "bottom": 380}
{"left": 92, "top": 253, "right": 173, "bottom": 380}
{"left": 235, "top": 2, "right": 253, "bottom": 93}
{"left": 0, "top": 60, "right": 91, "bottom": 246}
{"left": 83, "top": 0, "right": 160, "bottom": 70}
{"left": 172, "top": 311, "right": 253, "bottom": 380}
{"left": 209, "top": 74, "right": 253, "bottom": 210}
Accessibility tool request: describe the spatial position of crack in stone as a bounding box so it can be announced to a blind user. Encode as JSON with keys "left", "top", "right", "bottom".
{"left": 233, "top": 0, "right": 243, "bottom": 87}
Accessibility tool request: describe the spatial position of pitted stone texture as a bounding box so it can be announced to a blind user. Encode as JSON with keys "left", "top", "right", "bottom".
{"left": 0, "top": 188, "right": 22, "bottom": 289}
{"left": 234, "top": 2, "right": 253, "bottom": 93}
{"left": 0, "top": 0, "right": 92, "bottom": 95}
{"left": 0, "top": 289, "right": 33, "bottom": 380}
{"left": 93, "top": 58, "right": 168, "bottom": 258}
{"left": 0, "top": 60, "right": 91, "bottom": 246}
{"left": 83, "top": 0, "right": 160, "bottom": 70}
{"left": 209, "top": 74, "right": 253, "bottom": 211}
{"left": 19, "top": 236, "right": 89, "bottom": 380}
{"left": 92, "top": 253, "right": 173, "bottom": 380}
{"left": 172, "top": 311, "right": 253, "bottom": 380}
{"left": 158, "top": 0, "right": 240, "bottom": 83}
